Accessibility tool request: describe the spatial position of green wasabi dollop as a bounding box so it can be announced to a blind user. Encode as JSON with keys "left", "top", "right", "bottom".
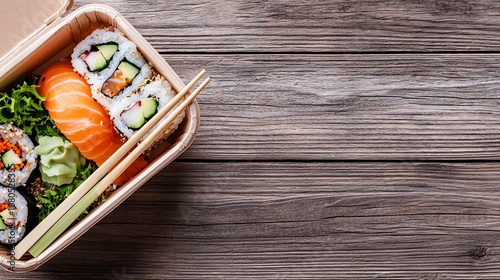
{"left": 35, "top": 136, "right": 86, "bottom": 186}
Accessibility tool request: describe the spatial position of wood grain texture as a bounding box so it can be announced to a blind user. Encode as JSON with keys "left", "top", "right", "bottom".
{"left": 3, "top": 0, "right": 500, "bottom": 279}
{"left": 7, "top": 161, "right": 500, "bottom": 279}
{"left": 164, "top": 54, "right": 500, "bottom": 160}
{"left": 70, "top": 0, "right": 500, "bottom": 53}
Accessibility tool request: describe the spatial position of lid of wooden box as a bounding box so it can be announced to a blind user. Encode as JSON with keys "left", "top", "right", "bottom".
{"left": 0, "top": 0, "right": 74, "bottom": 64}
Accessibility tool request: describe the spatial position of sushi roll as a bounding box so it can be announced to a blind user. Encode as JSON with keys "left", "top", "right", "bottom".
{"left": 0, "top": 124, "right": 37, "bottom": 188}
{"left": 0, "top": 188, "right": 30, "bottom": 244}
{"left": 71, "top": 28, "right": 153, "bottom": 109}
{"left": 110, "top": 76, "right": 186, "bottom": 141}
{"left": 93, "top": 51, "right": 153, "bottom": 108}
{"left": 71, "top": 29, "right": 135, "bottom": 84}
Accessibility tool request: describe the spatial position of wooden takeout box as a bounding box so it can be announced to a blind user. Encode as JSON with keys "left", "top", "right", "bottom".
{"left": 0, "top": 0, "right": 200, "bottom": 272}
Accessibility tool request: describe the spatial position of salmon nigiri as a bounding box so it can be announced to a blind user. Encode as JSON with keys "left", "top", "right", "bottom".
{"left": 37, "top": 61, "right": 148, "bottom": 185}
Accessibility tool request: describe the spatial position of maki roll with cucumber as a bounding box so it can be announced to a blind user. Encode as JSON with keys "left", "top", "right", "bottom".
{"left": 0, "top": 188, "right": 33, "bottom": 244}
{"left": 79, "top": 43, "right": 119, "bottom": 71}
{"left": 100, "top": 58, "right": 144, "bottom": 99}
{"left": 110, "top": 75, "right": 185, "bottom": 141}
{"left": 94, "top": 50, "right": 152, "bottom": 106}
{"left": 0, "top": 124, "right": 37, "bottom": 188}
{"left": 71, "top": 29, "right": 134, "bottom": 83}
{"left": 71, "top": 28, "right": 153, "bottom": 109}
{"left": 120, "top": 97, "right": 158, "bottom": 129}
{"left": 71, "top": 28, "right": 184, "bottom": 144}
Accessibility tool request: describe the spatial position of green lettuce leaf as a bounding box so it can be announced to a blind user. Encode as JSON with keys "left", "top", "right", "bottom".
{"left": 0, "top": 82, "right": 60, "bottom": 138}
{"left": 36, "top": 162, "right": 105, "bottom": 222}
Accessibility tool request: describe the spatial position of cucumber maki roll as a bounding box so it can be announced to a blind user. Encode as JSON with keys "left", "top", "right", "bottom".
{"left": 95, "top": 52, "right": 152, "bottom": 107}
{"left": 71, "top": 28, "right": 135, "bottom": 84}
{"left": 109, "top": 75, "right": 185, "bottom": 142}
{"left": 71, "top": 28, "right": 153, "bottom": 109}
{"left": 0, "top": 124, "right": 37, "bottom": 188}
{"left": 0, "top": 188, "right": 30, "bottom": 244}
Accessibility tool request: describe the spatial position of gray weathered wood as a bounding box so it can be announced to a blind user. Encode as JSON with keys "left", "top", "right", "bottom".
{"left": 71, "top": 0, "right": 500, "bottom": 53}
{"left": 4, "top": 0, "right": 500, "bottom": 279}
{"left": 165, "top": 54, "right": 500, "bottom": 160}
{"left": 11, "top": 161, "right": 500, "bottom": 279}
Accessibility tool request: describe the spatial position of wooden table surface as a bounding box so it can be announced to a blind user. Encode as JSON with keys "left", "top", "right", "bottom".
{"left": 5, "top": 0, "right": 500, "bottom": 279}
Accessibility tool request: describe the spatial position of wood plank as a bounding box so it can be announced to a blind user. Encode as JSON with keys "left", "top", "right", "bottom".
{"left": 163, "top": 53, "right": 500, "bottom": 160}
{"left": 9, "top": 161, "right": 500, "bottom": 279}
{"left": 71, "top": 0, "right": 500, "bottom": 53}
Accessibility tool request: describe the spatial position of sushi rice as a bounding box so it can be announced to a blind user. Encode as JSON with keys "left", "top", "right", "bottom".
{"left": 110, "top": 75, "right": 186, "bottom": 141}
{"left": 92, "top": 50, "right": 153, "bottom": 109}
{"left": 71, "top": 29, "right": 135, "bottom": 84}
{"left": 0, "top": 124, "right": 37, "bottom": 188}
{"left": 0, "top": 188, "right": 29, "bottom": 244}
{"left": 71, "top": 28, "right": 153, "bottom": 108}
{"left": 71, "top": 28, "right": 183, "bottom": 142}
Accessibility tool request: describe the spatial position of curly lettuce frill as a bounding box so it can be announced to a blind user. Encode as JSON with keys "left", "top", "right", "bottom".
{"left": 0, "top": 82, "right": 60, "bottom": 138}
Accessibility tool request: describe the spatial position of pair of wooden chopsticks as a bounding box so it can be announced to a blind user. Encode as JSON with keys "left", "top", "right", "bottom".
{"left": 14, "top": 70, "right": 210, "bottom": 259}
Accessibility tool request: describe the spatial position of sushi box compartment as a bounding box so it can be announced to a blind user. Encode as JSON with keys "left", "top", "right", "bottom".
{"left": 0, "top": 0, "right": 200, "bottom": 272}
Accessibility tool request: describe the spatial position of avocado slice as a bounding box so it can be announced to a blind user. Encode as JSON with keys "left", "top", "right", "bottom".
{"left": 102, "top": 72, "right": 127, "bottom": 97}
{"left": 2, "top": 150, "right": 21, "bottom": 168}
{"left": 141, "top": 98, "right": 158, "bottom": 120}
{"left": 121, "top": 102, "right": 145, "bottom": 129}
{"left": 0, "top": 218, "right": 7, "bottom": 230}
{"left": 101, "top": 60, "right": 141, "bottom": 97}
{"left": 81, "top": 51, "right": 107, "bottom": 71}
{"left": 121, "top": 98, "right": 158, "bottom": 129}
{"left": 117, "top": 61, "right": 140, "bottom": 83}
{"left": 0, "top": 208, "right": 14, "bottom": 226}
{"left": 97, "top": 43, "right": 118, "bottom": 61}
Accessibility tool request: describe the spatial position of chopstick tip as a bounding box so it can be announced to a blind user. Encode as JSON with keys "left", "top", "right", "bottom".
{"left": 203, "top": 77, "right": 212, "bottom": 85}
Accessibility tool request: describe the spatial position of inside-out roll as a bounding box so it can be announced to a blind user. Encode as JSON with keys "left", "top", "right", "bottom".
{"left": 71, "top": 29, "right": 135, "bottom": 83}
{"left": 0, "top": 124, "right": 37, "bottom": 188}
{"left": 71, "top": 28, "right": 186, "bottom": 144}
{"left": 110, "top": 75, "right": 186, "bottom": 141}
{"left": 71, "top": 28, "right": 153, "bottom": 108}
{"left": 0, "top": 188, "right": 30, "bottom": 244}
{"left": 93, "top": 51, "right": 153, "bottom": 108}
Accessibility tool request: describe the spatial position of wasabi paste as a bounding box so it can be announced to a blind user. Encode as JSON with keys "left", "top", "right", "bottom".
{"left": 35, "top": 136, "right": 85, "bottom": 186}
